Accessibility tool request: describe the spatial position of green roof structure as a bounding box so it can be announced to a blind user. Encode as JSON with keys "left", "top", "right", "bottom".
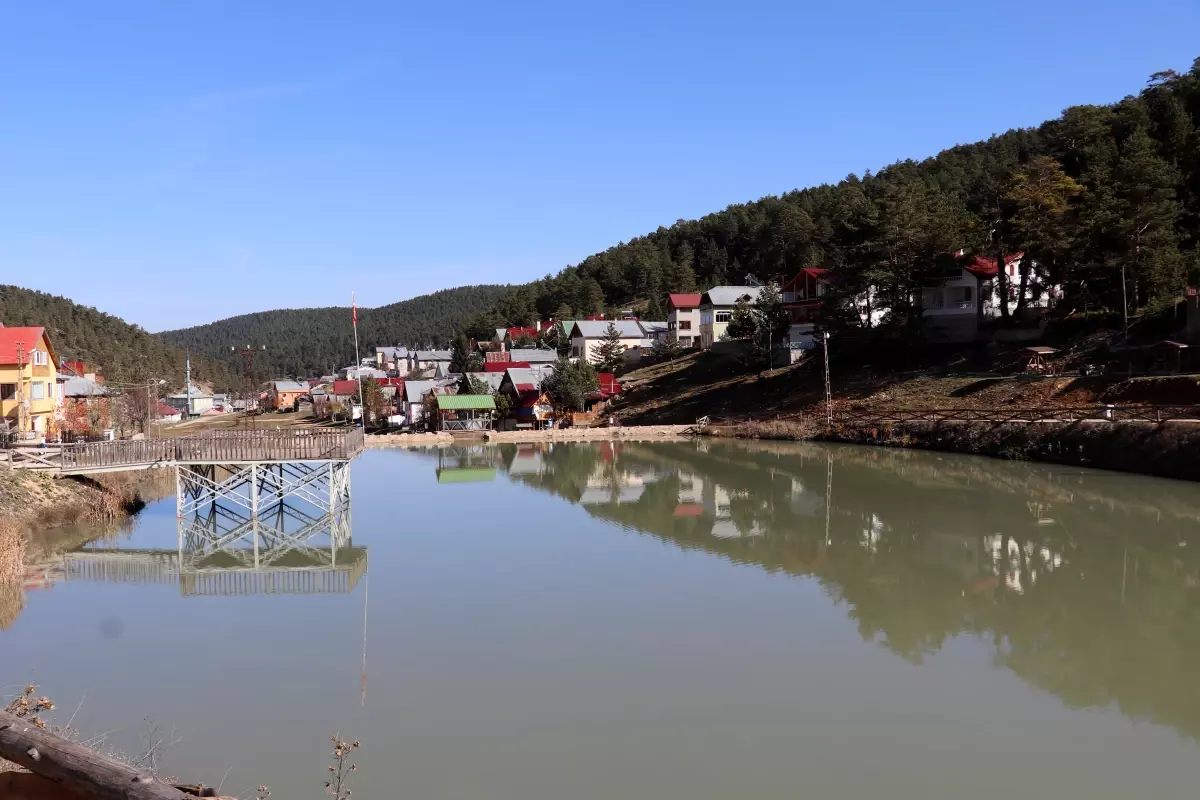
{"left": 435, "top": 394, "right": 496, "bottom": 411}
{"left": 436, "top": 467, "right": 497, "bottom": 483}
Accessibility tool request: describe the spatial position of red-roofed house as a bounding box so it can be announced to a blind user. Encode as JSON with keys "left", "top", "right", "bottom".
{"left": 505, "top": 327, "right": 539, "bottom": 346}
{"left": 667, "top": 293, "right": 702, "bottom": 347}
{"left": 484, "top": 360, "right": 528, "bottom": 372}
{"left": 0, "top": 326, "right": 59, "bottom": 438}
{"left": 781, "top": 269, "right": 833, "bottom": 348}
{"left": 919, "top": 251, "right": 1060, "bottom": 343}
{"left": 155, "top": 401, "right": 183, "bottom": 423}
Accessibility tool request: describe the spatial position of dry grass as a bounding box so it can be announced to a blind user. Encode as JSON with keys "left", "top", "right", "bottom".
{"left": 709, "top": 418, "right": 821, "bottom": 441}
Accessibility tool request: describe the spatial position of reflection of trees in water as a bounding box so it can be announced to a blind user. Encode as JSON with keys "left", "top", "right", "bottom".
{"left": 503, "top": 438, "right": 1200, "bottom": 740}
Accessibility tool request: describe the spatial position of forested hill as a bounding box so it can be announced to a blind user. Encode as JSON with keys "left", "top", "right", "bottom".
{"left": 0, "top": 285, "right": 229, "bottom": 387}
{"left": 159, "top": 284, "right": 508, "bottom": 379}
{"left": 459, "top": 57, "right": 1200, "bottom": 338}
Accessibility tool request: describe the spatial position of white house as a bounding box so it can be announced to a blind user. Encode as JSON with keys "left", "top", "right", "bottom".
{"left": 698, "top": 286, "right": 764, "bottom": 349}
{"left": 922, "top": 252, "right": 1061, "bottom": 343}
{"left": 400, "top": 379, "right": 455, "bottom": 428}
{"left": 667, "top": 294, "right": 702, "bottom": 347}
{"left": 569, "top": 320, "right": 646, "bottom": 364}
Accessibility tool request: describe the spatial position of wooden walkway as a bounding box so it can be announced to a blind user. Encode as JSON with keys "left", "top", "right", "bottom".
{"left": 5, "top": 428, "right": 365, "bottom": 475}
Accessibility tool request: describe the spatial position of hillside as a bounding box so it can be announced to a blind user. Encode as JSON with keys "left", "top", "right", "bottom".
{"left": 460, "top": 57, "right": 1200, "bottom": 340}
{"left": 159, "top": 284, "right": 509, "bottom": 379}
{"left": 0, "top": 285, "right": 227, "bottom": 388}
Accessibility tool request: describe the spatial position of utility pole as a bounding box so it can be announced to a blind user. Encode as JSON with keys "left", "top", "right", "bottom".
{"left": 822, "top": 330, "right": 832, "bottom": 434}
{"left": 185, "top": 351, "right": 192, "bottom": 418}
{"left": 15, "top": 341, "right": 26, "bottom": 435}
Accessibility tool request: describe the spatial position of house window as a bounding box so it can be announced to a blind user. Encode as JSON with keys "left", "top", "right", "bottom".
{"left": 32, "top": 350, "right": 48, "bottom": 366}
{"left": 715, "top": 311, "right": 732, "bottom": 323}
{"left": 679, "top": 336, "right": 692, "bottom": 346}
{"left": 922, "top": 288, "right": 944, "bottom": 310}
{"left": 31, "top": 382, "right": 45, "bottom": 400}
{"left": 0, "top": 384, "right": 14, "bottom": 400}
{"left": 678, "top": 320, "right": 692, "bottom": 331}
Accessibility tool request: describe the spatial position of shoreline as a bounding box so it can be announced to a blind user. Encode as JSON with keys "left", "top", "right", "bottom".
{"left": 705, "top": 418, "right": 1200, "bottom": 482}
{"left": 366, "top": 425, "right": 693, "bottom": 447}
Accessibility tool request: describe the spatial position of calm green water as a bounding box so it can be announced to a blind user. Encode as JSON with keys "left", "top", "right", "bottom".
{"left": 5, "top": 440, "right": 1200, "bottom": 798}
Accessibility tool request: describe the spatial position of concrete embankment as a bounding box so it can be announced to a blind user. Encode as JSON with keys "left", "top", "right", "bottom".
{"left": 709, "top": 419, "right": 1200, "bottom": 481}
{"left": 367, "top": 424, "right": 693, "bottom": 448}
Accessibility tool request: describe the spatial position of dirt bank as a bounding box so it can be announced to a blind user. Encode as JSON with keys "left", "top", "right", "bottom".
{"left": 709, "top": 419, "right": 1200, "bottom": 481}
{"left": 367, "top": 425, "right": 693, "bottom": 448}
{"left": 0, "top": 469, "right": 173, "bottom": 535}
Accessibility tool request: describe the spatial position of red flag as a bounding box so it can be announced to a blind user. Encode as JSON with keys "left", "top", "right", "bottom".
{"left": 352, "top": 292, "right": 358, "bottom": 326}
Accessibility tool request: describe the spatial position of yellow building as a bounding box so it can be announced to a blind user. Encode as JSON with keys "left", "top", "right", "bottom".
{"left": 0, "top": 327, "right": 60, "bottom": 438}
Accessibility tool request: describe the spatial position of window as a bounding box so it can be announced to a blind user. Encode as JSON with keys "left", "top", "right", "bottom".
{"left": 678, "top": 320, "right": 691, "bottom": 331}
{"left": 715, "top": 311, "right": 732, "bottom": 323}
{"left": 0, "top": 384, "right": 14, "bottom": 400}
{"left": 32, "top": 350, "right": 48, "bottom": 366}
{"left": 922, "top": 288, "right": 944, "bottom": 310}
{"left": 31, "top": 382, "right": 45, "bottom": 400}
{"left": 679, "top": 336, "right": 692, "bottom": 346}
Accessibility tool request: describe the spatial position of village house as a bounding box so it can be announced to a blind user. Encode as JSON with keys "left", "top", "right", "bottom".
{"left": 667, "top": 294, "right": 702, "bottom": 347}
{"left": 506, "top": 348, "right": 558, "bottom": 365}
{"left": 374, "top": 346, "right": 409, "bottom": 374}
{"left": 917, "top": 252, "right": 1060, "bottom": 343}
{"left": 155, "top": 401, "right": 182, "bottom": 423}
{"left": 406, "top": 350, "right": 452, "bottom": 376}
{"left": 165, "top": 388, "right": 214, "bottom": 416}
{"left": 638, "top": 321, "right": 669, "bottom": 341}
{"left": 0, "top": 327, "right": 60, "bottom": 439}
{"left": 569, "top": 320, "right": 646, "bottom": 363}
{"left": 400, "top": 379, "right": 455, "bottom": 429}
{"left": 268, "top": 380, "right": 309, "bottom": 411}
{"left": 698, "top": 286, "right": 764, "bottom": 349}
{"left": 497, "top": 367, "right": 556, "bottom": 429}
{"left": 57, "top": 374, "right": 111, "bottom": 436}
{"left": 780, "top": 268, "right": 831, "bottom": 348}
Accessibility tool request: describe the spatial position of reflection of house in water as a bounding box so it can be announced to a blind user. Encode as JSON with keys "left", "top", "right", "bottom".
{"left": 506, "top": 445, "right": 546, "bottom": 476}
{"left": 579, "top": 460, "right": 662, "bottom": 506}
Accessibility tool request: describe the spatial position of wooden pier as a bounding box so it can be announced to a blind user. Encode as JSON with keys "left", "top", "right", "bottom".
{"left": 48, "top": 428, "right": 365, "bottom": 474}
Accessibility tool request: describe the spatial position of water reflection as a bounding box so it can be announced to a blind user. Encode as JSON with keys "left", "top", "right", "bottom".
{"left": 5, "top": 479, "right": 364, "bottom": 615}
{"left": 436, "top": 439, "right": 1200, "bottom": 740}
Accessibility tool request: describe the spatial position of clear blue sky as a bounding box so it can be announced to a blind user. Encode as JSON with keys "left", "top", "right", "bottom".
{"left": 2, "top": 1, "right": 1198, "bottom": 331}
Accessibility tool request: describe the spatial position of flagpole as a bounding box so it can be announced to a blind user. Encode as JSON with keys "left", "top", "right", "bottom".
{"left": 353, "top": 292, "right": 365, "bottom": 427}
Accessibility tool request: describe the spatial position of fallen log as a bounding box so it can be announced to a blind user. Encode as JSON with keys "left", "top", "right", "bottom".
{"left": 0, "top": 709, "right": 193, "bottom": 800}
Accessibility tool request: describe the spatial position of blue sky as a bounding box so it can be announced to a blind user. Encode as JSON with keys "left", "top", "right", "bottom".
{"left": 2, "top": 1, "right": 1198, "bottom": 331}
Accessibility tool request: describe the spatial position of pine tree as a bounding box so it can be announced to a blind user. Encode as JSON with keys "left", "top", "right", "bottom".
{"left": 449, "top": 332, "right": 472, "bottom": 373}
{"left": 593, "top": 322, "right": 627, "bottom": 374}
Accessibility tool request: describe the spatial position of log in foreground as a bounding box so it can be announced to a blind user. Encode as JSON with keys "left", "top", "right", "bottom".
{"left": 0, "top": 709, "right": 193, "bottom": 800}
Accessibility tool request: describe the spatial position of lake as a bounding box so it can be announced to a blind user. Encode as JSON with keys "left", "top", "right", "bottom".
{"left": 4, "top": 440, "right": 1200, "bottom": 798}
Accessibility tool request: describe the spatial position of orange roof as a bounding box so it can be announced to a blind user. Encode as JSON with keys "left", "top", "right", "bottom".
{"left": 0, "top": 327, "right": 54, "bottom": 365}
{"left": 669, "top": 293, "right": 702, "bottom": 309}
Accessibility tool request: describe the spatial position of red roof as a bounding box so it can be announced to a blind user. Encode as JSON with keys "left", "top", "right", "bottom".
{"left": 155, "top": 402, "right": 180, "bottom": 417}
{"left": 507, "top": 327, "right": 538, "bottom": 340}
{"left": 515, "top": 383, "right": 536, "bottom": 392}
{"left": 669, "top": 293, "right": 702, "bottom": 309}
{"left": 63, "top": 360, "right": 87, "bottom": 376}
{"left": 673, "top": 503, "right": 704, "bottom": 518}
{"left": 961, "top": 251, "right": 1024, "bottom": 278}
{"left": 331, "top": 380, "right": 358, "bottom": 396}
{"left": 585, "top": 315, "right": 606, "bottom": 321}
{"left": 802, "top": 267, "right": 829, "bottom": 278}
{"left": 485, "top": 360, "right": 528, "bottom": 372}
{"left": 377, "top": 377, "right": 405, "bottom": 387}
{"left": 0, "top": 327, "right": 51, "bottom": 365}
{"left": 593, "top": 373, "right": 623, "bottom": 398}
{"left": 539, "top": 319, "right": 556, "bottom": 331}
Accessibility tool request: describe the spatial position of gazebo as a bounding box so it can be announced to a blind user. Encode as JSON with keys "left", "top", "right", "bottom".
{"left": 1021, "top": 346, "right": 1058, "bottom": 374}
{"left": 432, "top": 394, "right": 495, "bottom": 431}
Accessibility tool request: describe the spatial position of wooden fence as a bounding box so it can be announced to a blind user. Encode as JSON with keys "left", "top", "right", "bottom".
{"left": 831, "top": 405, "right": 1200, "bottom": 425}
{"left": 58, "top": 428, "right": 365, "bottom": 472}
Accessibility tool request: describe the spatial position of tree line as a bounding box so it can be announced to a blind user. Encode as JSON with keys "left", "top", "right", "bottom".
{"left": 461, "top": 58, "right": 1200, "bottom": 339}
{"left": 159, "top": 285, "right": 509, "bottom": 384}
{"left": 0, "top": 285, "right": 229, "bottom": 388}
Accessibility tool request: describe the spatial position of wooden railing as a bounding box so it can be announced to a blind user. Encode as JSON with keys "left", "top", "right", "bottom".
{"left": 831, "top": 405, "right": 1200, "bottom": 425}
{"left": 59, "top": 428, "right": 365, "bottom": 472}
